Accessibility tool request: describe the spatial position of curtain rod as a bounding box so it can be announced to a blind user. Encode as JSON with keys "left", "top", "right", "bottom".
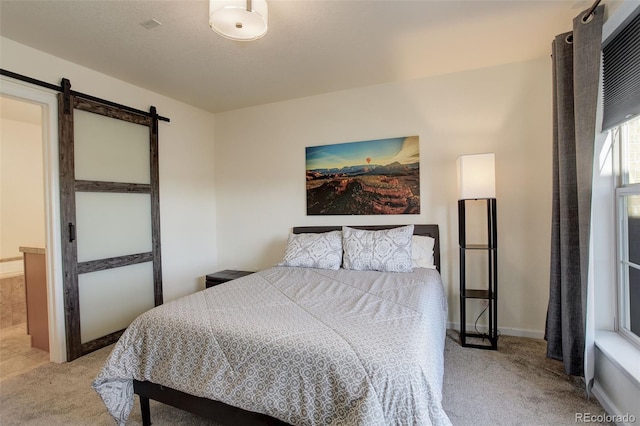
{"left": 583, "top": 0, "right": 603, "bottom": 22}
{"left": 0, "top": 68, "right": 170, "bottom": 123}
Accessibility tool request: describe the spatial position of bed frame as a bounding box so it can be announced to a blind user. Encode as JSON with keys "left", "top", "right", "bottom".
{"left": 134, "top": 224, "right": 440, "bottom": 426}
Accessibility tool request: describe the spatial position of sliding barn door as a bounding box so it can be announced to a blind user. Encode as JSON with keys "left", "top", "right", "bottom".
{"left": 58, "top": 87, "right": 162, "bottom": 361}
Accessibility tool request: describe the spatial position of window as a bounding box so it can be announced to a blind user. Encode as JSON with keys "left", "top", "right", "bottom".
{"left": 615, "top": 114, "right": 640, "bottom": 346}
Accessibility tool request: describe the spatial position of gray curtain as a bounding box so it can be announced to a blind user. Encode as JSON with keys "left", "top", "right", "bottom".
{"left": 545, "top": 6, "right": 603, "bottom": 377}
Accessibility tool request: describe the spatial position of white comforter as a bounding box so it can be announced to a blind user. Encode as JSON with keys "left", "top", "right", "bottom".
{"left": 93, "top": 266, "right": 451, "bottom": 425}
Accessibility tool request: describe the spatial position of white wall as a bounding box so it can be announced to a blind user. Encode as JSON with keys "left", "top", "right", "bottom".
{"left": 0, "top": 37, "right": 218, "bottom": 302}
{"left": 214, "top": 57, "right": 553, "bottom": 337}
{"left": 0, "top": 115, "right": 45, "bottom": 258}
{"left": 0, "top": 35, "right": 554, "bottom": 340}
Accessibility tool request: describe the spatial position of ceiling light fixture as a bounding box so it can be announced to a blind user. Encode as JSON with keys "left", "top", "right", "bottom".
{"left": 209, "top": 0, "right": 268, "bottom": 41}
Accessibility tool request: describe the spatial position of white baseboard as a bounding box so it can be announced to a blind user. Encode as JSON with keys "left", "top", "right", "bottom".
{"left": 447, "top": 322, "right": 544, "bottom": 340}
{"left": 591, "top": 381, "right": 637, "bottom": 426}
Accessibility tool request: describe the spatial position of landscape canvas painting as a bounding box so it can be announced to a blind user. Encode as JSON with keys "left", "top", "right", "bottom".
{"left": 306, "top": 136, "right": 420, "bottom": 215}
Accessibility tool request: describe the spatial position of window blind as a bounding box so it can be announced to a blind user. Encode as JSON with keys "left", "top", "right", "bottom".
{"left": 602, "top": 9, "right": 640, "bottom": 131}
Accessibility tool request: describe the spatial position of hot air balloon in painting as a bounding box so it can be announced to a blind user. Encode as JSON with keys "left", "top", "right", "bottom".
{"left": 305, "top": 136, "right": 420, "bottom": 215}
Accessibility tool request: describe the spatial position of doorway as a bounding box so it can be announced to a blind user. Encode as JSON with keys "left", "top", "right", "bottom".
{"left": 0, "top": 95, "right": 49, "bottom": 379}
{"left": 0, "top": 79, "right": 65, "bottom": 364}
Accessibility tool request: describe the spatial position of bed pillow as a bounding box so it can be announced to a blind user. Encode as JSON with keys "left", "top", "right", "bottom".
{"left": 342, "top": 225, "right": 414, "bottom": 272}
{"left": 278, "top": 230, "right": 343, "bottom": 270}
{"left": 412, "top": 235, "right": 436, "bottom": 269}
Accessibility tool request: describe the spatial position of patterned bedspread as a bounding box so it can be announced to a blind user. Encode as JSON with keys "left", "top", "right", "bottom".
{"left": 93, "top": 266, "right": 451, "bottom": 425}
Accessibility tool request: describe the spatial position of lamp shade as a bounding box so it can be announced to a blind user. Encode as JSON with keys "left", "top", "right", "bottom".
{"left": 209, "top": 0, "right": 268, "bottom": 41}
{"left": 457, "top": 153, "right": 496, "bottom": 199}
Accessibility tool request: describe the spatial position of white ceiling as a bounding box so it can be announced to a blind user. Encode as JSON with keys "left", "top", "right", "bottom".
{"left": 0, "top": 0, "right": 597, "bottom": 114}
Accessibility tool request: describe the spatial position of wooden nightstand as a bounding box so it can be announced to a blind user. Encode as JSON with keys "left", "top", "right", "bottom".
{"left": 205, "top": 270, "right": 253, "bottom": 288}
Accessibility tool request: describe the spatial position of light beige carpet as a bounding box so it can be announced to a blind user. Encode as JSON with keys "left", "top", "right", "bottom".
{"left": 442, "top": 331, "right": 611, "bottom": 425}
{"left": 0, "top": 331, "right": 611, "bottom": 425}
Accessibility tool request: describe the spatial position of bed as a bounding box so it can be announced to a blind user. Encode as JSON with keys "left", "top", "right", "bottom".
{"left": 93, "top": 224, "right": 450, "bottom": 425}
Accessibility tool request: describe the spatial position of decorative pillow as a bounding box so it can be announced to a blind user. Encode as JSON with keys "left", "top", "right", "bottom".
{"left": 342, "top": 225, "right": 414, "bottom": 273}
{"left": 412, "top": 235, "right": 436, "bottom": 269}
{"left": 278, "top": 231, "right": 343, "bottom": 270}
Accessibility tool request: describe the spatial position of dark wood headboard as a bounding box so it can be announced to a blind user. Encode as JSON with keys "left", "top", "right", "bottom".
{"left": 292, "top": 224, "right": 441, "bottom": 272}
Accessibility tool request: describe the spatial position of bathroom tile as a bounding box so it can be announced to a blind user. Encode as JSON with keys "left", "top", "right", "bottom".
{"left": 0, "top": 324, "right": 48, "bottom": 382}
{"left": 11, "top": 302, "right": 26, "bottom": 326}
{"left": 1, "top": 305, "right": 12, "bottom": 329}
{"left": 0, "top": 335, "right": 31, "bottom": 352}
{"left": 0, "top": 352, "right": 48, "bottom": 381}
{"left": 0, "top": 323, "right": 27, "bottom": 339}
{"left": 10, "top": 276, "right": 26, "bottom": 305}
{"left": 0, "top": 324, "right": 30, "bottom": 345}
{"left": 10, "top": 337, "right": 43, "bottom": 356}
{"left": 0, "top": 279, "right": 11, "bottom": 304}
{"left": 23, "top": 346, "right": 49, "bottom": 362}
{"left": 0, "top": 346, "right": 19, "bottom": 361}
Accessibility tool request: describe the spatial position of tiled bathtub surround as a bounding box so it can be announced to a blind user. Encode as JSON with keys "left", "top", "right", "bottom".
{"left": 0, "top": 274, "right": 27, "bottom": 329}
